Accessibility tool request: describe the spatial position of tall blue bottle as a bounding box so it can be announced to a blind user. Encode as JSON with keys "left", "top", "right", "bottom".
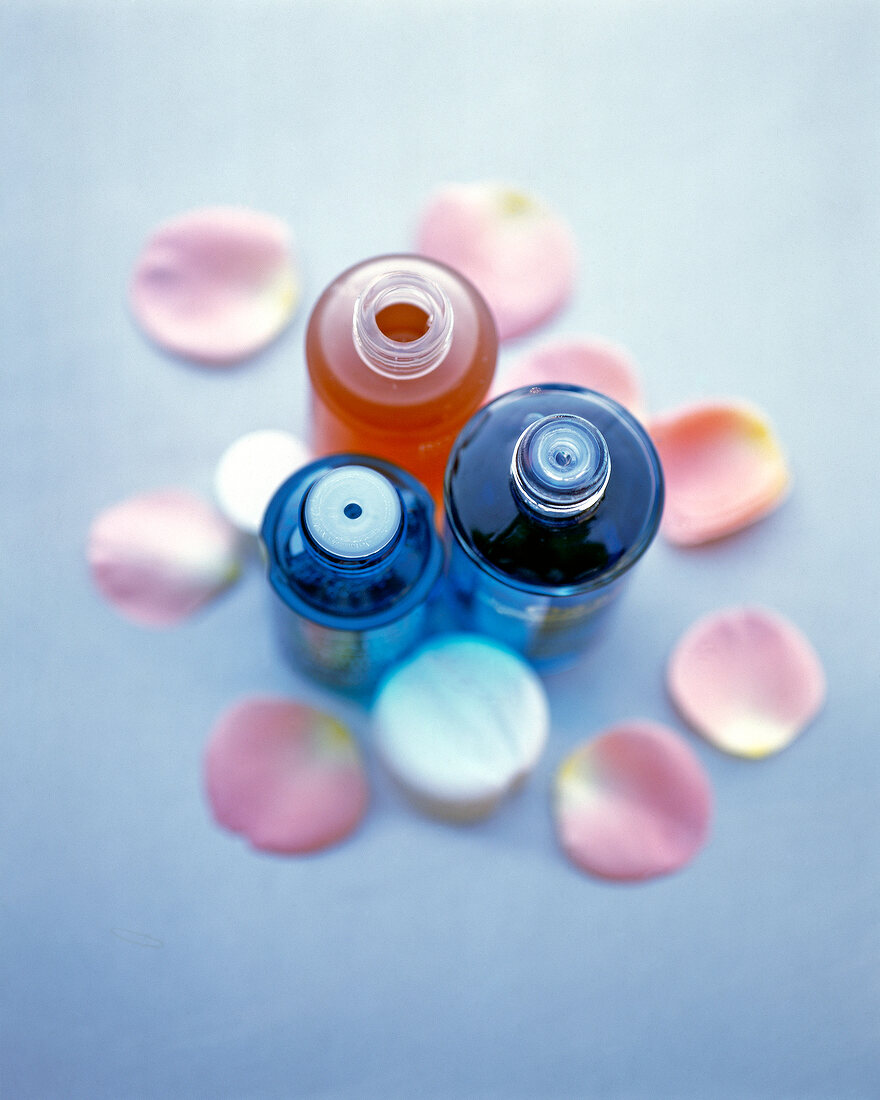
{"left": 261, "top": 455, "right": 443, "bottom": 694}
{"left": 444, "top": 384, "right": 664, "bottom": 669}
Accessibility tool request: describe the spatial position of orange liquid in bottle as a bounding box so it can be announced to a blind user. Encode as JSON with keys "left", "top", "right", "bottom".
{"left": 305, "top": 255, "right": 498, "bottom": 504}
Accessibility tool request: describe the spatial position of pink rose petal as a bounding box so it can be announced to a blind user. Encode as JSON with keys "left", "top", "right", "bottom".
{"left": 649, "top": 401, "right": 790, "bottom": 545}
{"left": 491, "top": 338, "right": 645, "bottom": 418}
{"left": 667, "top": 606, "right": 826, "bottom": 758}
{"left": 554, "top": 721, "right": 712, "bottom": 881}
{"left": 130, "top": 207, "right": 299, "bottom": 364}
{"left": 88, "top": 489, "right": 242, "bottom": 626}
{"left": 205, "top": 697, "right": 368, "bottom": 854}
{"left": 416, "top": 182, "right": 576, "bottom": 340}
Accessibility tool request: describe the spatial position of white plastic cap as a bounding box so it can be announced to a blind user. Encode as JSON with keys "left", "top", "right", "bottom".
{"left": 214, "top": 429, "right": 309, "bottom": 535}
{"left": 303, "top": 466, "right": 402, "bottom": 560}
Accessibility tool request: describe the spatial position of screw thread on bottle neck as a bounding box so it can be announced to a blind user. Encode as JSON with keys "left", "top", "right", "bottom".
{"left": 352, "top": 270, "right": 454, "bottom": 379}
{"left": 510, "top": 414, "right": 611, "bottom": 521}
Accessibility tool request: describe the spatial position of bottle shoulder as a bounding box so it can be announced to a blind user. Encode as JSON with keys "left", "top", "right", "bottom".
{"left": 305, "top": 255, "right": 497, "bottom": 428}
{"left": 263, "top": 455, "right": 443, "bottom": 627}
{"left": 445, "top": 386, "right": 664, "bottom": 593}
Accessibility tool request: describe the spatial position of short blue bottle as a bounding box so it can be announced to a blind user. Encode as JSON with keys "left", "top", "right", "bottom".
{"left": 261, "top": 455, "right": 443, "bottom": 694}
{"left": 443, "top": 384, "right": 664, "bottom": 669}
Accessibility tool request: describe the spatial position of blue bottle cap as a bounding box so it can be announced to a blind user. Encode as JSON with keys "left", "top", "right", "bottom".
{"left": 302, "top": 465, "right": 403, "bottom": 561}
{"left": 511, "top": 413, "right": 611, "bottom": 519}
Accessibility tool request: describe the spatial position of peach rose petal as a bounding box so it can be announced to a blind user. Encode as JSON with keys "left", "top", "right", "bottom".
{"left": 130, "top": 207, "right": 299, "bottom": 364}
{"left": 205, "top": 698, "right": 368, "bottom": 854}
{"left": 667, "top": 606, "right": 826, "bottom": 758}
{"left": 416, "top": 182, "right": 576, "bottom": 340}
{"left": 554, "top": 721, "right": 712, "bottom": 882}
{"left": 649, "top": 402, "right": 789, "bottom": 545}
{"left": 492, "top": 338, "right": 645, "bottom": 418}
{"left": 88, "top": 489, "right": 242, "bottom": 626}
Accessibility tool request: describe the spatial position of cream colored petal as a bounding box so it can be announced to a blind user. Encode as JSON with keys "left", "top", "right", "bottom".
{"left": 214, "top": 429, "right": 310, "bottom": 535}
{"left": 373, "top": 634, "right": 550, "bottom": 822}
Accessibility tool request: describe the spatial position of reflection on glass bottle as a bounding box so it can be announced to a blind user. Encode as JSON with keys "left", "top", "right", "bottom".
{"left": 305, "top": 255, "right": 498, "bottom": 505}
{"left": 261, "top": 456, "right": 443, "bottom": 694}
{"left": 444, "top": 384, "right": 664, "bottom": 669}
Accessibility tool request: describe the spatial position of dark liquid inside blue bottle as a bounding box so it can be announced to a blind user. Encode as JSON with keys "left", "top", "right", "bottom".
{"left": 444, "top": 384, "right": 664, "bottom": 668}
{"left": 262, "top": 455, "right": 442, "bottom": 694}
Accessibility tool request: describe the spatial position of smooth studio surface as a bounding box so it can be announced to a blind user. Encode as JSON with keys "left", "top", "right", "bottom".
{"left": 3, "top": 3, "right": 878, "bottom": 1097}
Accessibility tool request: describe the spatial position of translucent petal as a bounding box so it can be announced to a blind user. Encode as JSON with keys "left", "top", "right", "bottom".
{"left": 492, "top": 338, "right": 645, "bottom": 419}
{"left": 667, "top": 606, "right": 825, "bottom": 758}
{"left": 205, "top": 697, "right": 368, "bottom": 854}
{"left": 649, "top": 401, "right": 789, "bottom": 545}
{"left": 416, "top": 182, "right": 576, "bottom": 341}
{"left": 130, "top": 207, "right": 299, "bottom": 364}
{"left": 554, "top": 721, "right": 712, "bottom": 881}
{"left": 372, "top": 634, "right": 550, "bottom": 821}
{"left": 214, "top": 429, "right": 310, "bottom": 535}
{"left": 87, "top": 489, "right": 242, "bottom": 626}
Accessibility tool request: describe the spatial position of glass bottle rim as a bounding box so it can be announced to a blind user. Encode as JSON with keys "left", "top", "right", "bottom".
{"left": 300, "top": 465, "right": 404, "bottom": 566}
{"left": 352, "top": 270, "right": 454, "bottom": 379}
{"left": 510, "top": 413, "right": 612, "bottom": 521}
{"left": 262, "top": 453, "right": 444, "bottom": 628}
{"left": 444, "top": 383, "right": 665, "bottom": 596}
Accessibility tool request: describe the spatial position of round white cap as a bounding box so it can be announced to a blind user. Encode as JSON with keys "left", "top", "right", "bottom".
{"left": 214, "top": 429, "right": 309, "bottom": 535}
{"left": 303, "top": 465, "right": 402, "bottom": 560}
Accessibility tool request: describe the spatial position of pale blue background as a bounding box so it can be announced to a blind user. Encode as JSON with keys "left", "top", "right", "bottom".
{"left": 2, "top": 2, "right": 879, "bottom": 1097}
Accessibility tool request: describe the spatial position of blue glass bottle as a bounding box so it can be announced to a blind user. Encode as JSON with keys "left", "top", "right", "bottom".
{"left": 261, "top": 455, "right": 443, "bottom": 694}
{"left": 444, "top": 384, "right": 664, "bottom": 669}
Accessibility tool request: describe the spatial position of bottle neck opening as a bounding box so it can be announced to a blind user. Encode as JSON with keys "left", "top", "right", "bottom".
{"left": 300, "top": 465, "right": 403, "bottom": 567}
{"left": 511, "top": 414, "right": 611, "bottom": 521}
{"left": 353, "top": 270, "right": 454, "bottom": 379}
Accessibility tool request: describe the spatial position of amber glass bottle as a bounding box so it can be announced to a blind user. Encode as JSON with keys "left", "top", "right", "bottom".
{"left": 305, "top": 255, "right": 498, "bottom": 503}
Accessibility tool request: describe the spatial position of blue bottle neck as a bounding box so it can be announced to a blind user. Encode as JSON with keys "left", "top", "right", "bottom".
{"left": 300, "top": 465, "right": 404, "bottom": 570}
{"left": 262, "top": 454, "right": 443, "bottom": 629}
{"left": 510, "top": 413, "right": 611, "bottom": 522}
